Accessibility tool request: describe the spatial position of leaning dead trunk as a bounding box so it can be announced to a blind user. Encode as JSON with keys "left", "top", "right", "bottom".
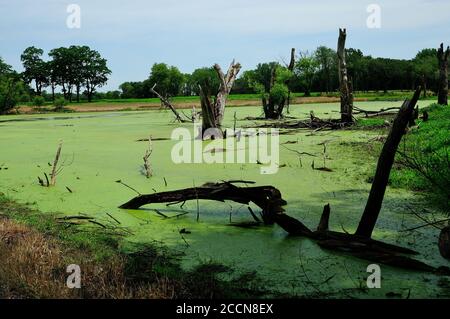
{"left": 437, "top": 43, "right": 450, "bottom": 106}
{"left": 199, "top": 61, "right": 241, "bottom": 137}
{"left": 337, "top": 28, "right": 354, "bottom": 123}
{"left": 355, "top": 87, "right": 421, "bottom": 238}
{"left": 50, "top": 141, "right": 63, "bottom": 186}
{"left": 286, "top": 48, "right": 296, "bottom": 114}
{"left": 150, "top": 84, "right": 186, "bottom": 122}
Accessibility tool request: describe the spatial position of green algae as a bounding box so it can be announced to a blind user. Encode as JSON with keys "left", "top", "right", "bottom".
{"left": 0, "top": 100, "right": 448, "bottom": 298}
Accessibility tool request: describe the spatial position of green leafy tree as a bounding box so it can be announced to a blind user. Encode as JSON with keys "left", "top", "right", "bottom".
{"left": 83, "top": 48, "right": 111, "bottom": 102}
{"left": 189, "top": 67, "right": 220, "bottom": 96}
{"left": 314, "top": 46, "right": 337, "bottom": 93}
{"left": 0, "top": 57, "right": 28, "bottom": 114}
{"left": 49, "top": 47, "right": 72, "bottom": 100}
{"left": 246, "top": 64, "right": 292, "bottom": 119}
{"left": 294, "top": 51, "right": 319, "bottom": 96}
{"left": 413, "top": 49, "right": 438, "bottom": 97}
{"left": 148, "top": 63, "right": 184, "bottom": 98}
{"left": 21, "top": 46, "right": 48, "bottom": 96}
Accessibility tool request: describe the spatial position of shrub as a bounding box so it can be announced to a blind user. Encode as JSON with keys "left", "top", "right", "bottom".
{"left": 53, "top": 97, "right": 66, "bottom": 110}
{"left": 32, "top": 96, "right": 45, "bottom": 107}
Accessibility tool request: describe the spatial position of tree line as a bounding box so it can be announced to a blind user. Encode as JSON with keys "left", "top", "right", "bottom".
{"left": 119, "top": 46, "right": 443, "bottom": 100}
{"left": 21, "top": 45, "right": 111, "bottom": 103}
{"left": 0, "top": 43, "right": 447, "bottom": 115}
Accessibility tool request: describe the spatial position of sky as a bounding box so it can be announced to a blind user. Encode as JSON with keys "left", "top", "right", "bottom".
{"left": 1, "top": 0, "right": 450, "bottom": 91}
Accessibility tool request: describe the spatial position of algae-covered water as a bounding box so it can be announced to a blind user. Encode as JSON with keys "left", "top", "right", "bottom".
{"left": 1, "top": 101, "right": 448, "bottom": 298}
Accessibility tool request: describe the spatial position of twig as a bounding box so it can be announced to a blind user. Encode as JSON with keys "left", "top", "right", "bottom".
{"left": 115, "top": 180, "right": 141, "bottom": 196}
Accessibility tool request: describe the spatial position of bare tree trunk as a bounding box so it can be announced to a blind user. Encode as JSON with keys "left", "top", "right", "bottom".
{"left": 437, "top": 43, "right": 450, "bottom": 105}
{"left": 143, "top": 136, "right": 153, "bottom": 178}
{"left": 337, "top": 28, "right": 353, "bottom": 123}
{"left": 355, "top": 87, "right": 421, "bottom": 238}
{"left": 286, "top": 48, "right": 296, "bottom": 114}
{"left": 212, "top": 61, "right": 242, "bottom": 127}
{"left": 50, "top": 141, "right": 63, "bottom": 186}
{"left": 199, "top": 60, "right": 241, "bottom": 136}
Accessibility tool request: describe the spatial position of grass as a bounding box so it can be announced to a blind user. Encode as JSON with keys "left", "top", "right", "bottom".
{"left": 391, "top": 104, "right": 450, "bottom": 210}
{"left": 21, "top": 90, "right": 436, "bottom": 107}
{"left": 351, "top": 103, "right": 450, "bottom": 211}
{"left": 0, "top": 193, "right": 265, "bottom": 298}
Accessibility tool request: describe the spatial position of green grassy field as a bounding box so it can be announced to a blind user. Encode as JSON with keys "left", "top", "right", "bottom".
{"left": 20, "top": 90, "right": 437, "bottom": 108}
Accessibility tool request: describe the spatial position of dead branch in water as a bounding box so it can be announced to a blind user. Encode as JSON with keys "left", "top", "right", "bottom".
{"left": 143, "top": 136, "right": 153, "bottom": 178}
{"left": 38, "top": 141, "right": 64, "bottom": 187}
{"left": 150, "top": 84, "right": 187, "bottom": 123}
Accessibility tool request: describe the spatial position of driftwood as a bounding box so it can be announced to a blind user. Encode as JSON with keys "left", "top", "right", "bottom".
{"left": 353, "top": 106, "right": 401, "bottom": 117}
{"left": 150, "top": 84, "right": 187, "bottom": 123}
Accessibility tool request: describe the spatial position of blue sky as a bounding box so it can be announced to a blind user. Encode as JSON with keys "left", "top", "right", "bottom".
{"left": 1, "top": 0, "right": 449, "bottom": 91}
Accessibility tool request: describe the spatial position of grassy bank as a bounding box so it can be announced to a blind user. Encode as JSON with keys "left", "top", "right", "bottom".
{"left": 354, "top": 104, "right": 449, "bottom": 211}
{"left": 0, "top": 193, "right": 263, "bottom": 299}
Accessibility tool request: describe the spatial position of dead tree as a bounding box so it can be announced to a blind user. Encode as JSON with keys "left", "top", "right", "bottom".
{"left": 119, "top": 181, "right": 447, "bottom": 273}
{"left": 38, "top": 141, "right": 63, "bottom": 187}
{"left": 437, "top": 43, "right": 450, "bottom": 105}
{"left": 337, "top": 28, "right": 354, "bottom": 123}
{"left": 143, "top": 136, "right": 153, "bottom": 178}
{"left": 50, "top": 141, "right": 63, "bottom": 186}
{"left": 355, "top": 87, "right": 421, "bottom": 237}
{"left": 263, "top": 67, "right": 287, "bottom": 120}
{"left": 286, "top": 48, "right": 296, "bottom": 114}
{"left": 150, "top": 84, "right": 186, "bottom": 123}
{"left": 199, "top": 61, "right": 241, "bottom": 137}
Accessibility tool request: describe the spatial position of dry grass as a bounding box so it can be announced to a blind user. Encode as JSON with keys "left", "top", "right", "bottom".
{"left": 0, "top": 218, "right": 175, "bottom": 299}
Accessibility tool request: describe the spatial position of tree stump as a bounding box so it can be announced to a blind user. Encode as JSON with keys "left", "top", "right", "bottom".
{"left": 337, "top": 28, "right": 354, "bottom": 123}
{"left": 439, "top": 226, "right": 450, "bottom": 260}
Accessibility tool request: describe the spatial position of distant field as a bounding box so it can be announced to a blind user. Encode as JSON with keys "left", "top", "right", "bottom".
{"left": 17, "top": 90, "right": 435, "bottom": 114}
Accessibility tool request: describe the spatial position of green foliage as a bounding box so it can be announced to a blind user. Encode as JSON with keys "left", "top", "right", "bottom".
{"left": 294, "top": 51, "right": 319, "bottom": 96}
{"left": 21, "top": 46, "right": 48, "bottom": 95}
{"left": 53, "top": 97, "right": 66, "bottom": 110}
{"left": 190, "top": 67, "right": 220, "bottom": 96}
{"left": 148, "top": 63, "right": 184, "bottom": 98}
{"left": 32, "top": 96, "right": 45, "bottom": 107}
{"left": 269, "top": 82, "right": 289, "bottom": 106}
{"left": 0, "top": 59, "right": 28, "bottom": 114}
{"left": 391, "top": 104, "right": 450, "bottom": 210}
{"left": 47, "top": 46, "right": 111, "bottom": 102}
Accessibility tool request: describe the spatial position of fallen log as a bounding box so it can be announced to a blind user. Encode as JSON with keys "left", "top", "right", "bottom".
{"left": 119, "top": 181, "right": 445, "bottom": 273}
{"left": 119, "top": 181, "right": 286, "bottom": 224}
